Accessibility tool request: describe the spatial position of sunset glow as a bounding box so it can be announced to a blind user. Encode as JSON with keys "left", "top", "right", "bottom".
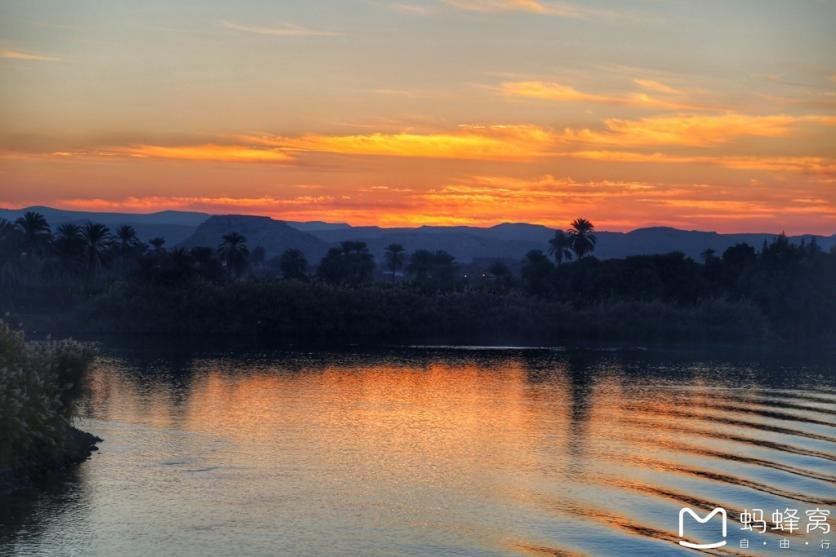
{"left": 1, "top": 1, "right": 834, "bottom": 233}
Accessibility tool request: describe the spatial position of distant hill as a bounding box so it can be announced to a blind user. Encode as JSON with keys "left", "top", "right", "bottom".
{"left": 179, "top": 215, "right": 330, "bottom": 261}
{"left": 2, "top": 206, "right": 833, "bottom": 263}
{"left": 302, "top": 223, "right": 836, "bottom": 263}
{"left": 0, "top": 206, "right": 209, "bottom": 246}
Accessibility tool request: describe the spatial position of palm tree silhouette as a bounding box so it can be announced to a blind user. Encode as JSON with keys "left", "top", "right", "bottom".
{"left": 384, "top": 243, "right": 405, "bottom": 282}
{"left": 80, "top": 222, "right": 111, "bottom": 276}
{"left": 116, "top": 225, "right": 140, "bottom": 254}
{"left": 567, "top": 218, "right": 596, "bottom": 259}
{"left": 15, "top": 211, "right": 51, "bottom": 255}
{"left": 548, "top": 229, "right": 573, "bottom": 266}
{"left": 54, "top": 223, "right": 85, "bottom": 272}
{"left": 218, "top": 232, "right": 249, "bottom": 278}
{"left": 149, "top": 238, "right": 166, "bottom": 253}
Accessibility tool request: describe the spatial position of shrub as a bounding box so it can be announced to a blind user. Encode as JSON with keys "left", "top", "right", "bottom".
{"left": 0, "top": 320, "right": 96, "bottom": 470}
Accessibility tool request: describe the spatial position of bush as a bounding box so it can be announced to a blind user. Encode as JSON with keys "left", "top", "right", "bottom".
{"left": 0, "top": 320, "right": 96, "bottom": 470}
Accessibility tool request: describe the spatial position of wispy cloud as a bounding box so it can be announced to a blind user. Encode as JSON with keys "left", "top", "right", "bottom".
{"left": 390, "top": 3, "right": 438, "bottom": 15}
{"left": 501, "top": 80, "right": 711, "bottom": 111}
{"left": 562, "top": 151, "right": 836, "bottom": 176}
{"left": 220, "top": 20, "right": 340, "bottom": 37}
{"left": 442, "top": 0, "right": 625, "bottom": 18}
{"left": 562, "top": 113, "right": 836, "bottom": 147}
{"left": 633, "top": 79, "right": 683, "bottom": 95}
{"left": 1, "top": 49, "right": 61, "bottom": 62}
{"left": 7, "top": 113, "right": 833, "bottom": 176}
{"left": 116, "top": 144, "right": 294, "bottom": 163}
{"left": 241, "top": 125, "right": 555, "bottom": 160}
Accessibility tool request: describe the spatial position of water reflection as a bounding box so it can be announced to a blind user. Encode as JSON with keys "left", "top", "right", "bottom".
{"left": 1, "top": 343, "right": 833, "bottom": 556}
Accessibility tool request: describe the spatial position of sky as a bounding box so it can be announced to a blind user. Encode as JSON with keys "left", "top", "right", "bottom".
{"left": 1, "top": 0, "right": 834, "bottom": 233}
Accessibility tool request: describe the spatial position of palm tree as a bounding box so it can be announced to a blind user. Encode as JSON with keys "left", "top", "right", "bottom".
{"left": 54, "top": 223, "right": 85, "bottom": 272}
{"left": 700, "top": 248, "right": 716, "bottom": 263}
{"left": 149, "top": 237, "right": 166, "bottom": 253}
{"left": 80, "top": 222, "right": 111, "bottom": 276}
{"left": 116, "top": 225, "right": 140, "bottom": 254}
{"left": 15, "top": 211, "right": 51, "bottom": 255}
{"left": 218, "top": 232, "right": 249, "bottom": 278}
{"left": 547, "top": 230, "right": 573, "bottom": 266}
{"left": 567, "top": 218, "right": 596, "bottom": 259}
{"left": 384, "top": 243, "right": 405, "bottom": 282}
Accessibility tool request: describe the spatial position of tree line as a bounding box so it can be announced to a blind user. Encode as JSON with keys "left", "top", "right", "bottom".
{"left": 1, "top": 211, "right": 833, "bottom": 342}
{"left": 0, "top": 213, "right": 600, "bottom": 287}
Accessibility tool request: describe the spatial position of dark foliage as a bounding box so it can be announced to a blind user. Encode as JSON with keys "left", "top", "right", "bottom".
{"left": 276, "top": 248, "right": 309, "bottom": 281}
{"left": 406, "top": 249, "right": 458, "bottom": 290}
{"left": 1, "top": 212, "right": 833, "bottom": 343}
{"left": 317, "top": 241, "right": 375, "bottom": 286}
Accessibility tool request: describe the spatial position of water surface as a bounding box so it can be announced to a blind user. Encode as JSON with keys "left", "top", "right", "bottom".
{"left": 2, "top": 342, "right": 834, "bottom": 556}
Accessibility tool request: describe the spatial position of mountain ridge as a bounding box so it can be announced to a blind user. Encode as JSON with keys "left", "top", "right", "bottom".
{"left": 2, "top": 206, "right": 833, "bottom": 263}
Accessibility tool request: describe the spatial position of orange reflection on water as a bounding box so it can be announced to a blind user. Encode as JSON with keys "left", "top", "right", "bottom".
{"left": 80, "top": 351, "right": 835, "bottom": 556}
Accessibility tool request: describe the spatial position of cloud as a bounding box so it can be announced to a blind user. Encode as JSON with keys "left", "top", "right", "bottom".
{"left": 633, "top": 79, "right": 683, "bottom": 95}
{"left": 563, "top": 150, "right": 836, "bottom": 176}
{"left": 390, "top": 3, "right": 437, "bottom": 15}
{"left": 220, "top": 20, "right": 339, "bottom": 37}
{"left": 6, "top": 112, "right": 833, "bottom": 177}
{"left": 115, "top": 144, "right": 294, "bottom": 163}
{"left": 16, "top": 172, "right": 834, "bottom": 232}
{"left": 1, "top": 49, "right": 61, "bottom": 62}
{"left": 239, "top": 125, "right": 557, "bottom": 160}
{"left": 563, "top": 113, "right": 836, "bottom": 147}
{"left": 55, "top": 195, "right": 336, "bottom": 212}
{"left": 442, "top": 0, "right": 618, "bottom": 18}
{"left": 500, "top": 81, "right": 710, "bottom": 111}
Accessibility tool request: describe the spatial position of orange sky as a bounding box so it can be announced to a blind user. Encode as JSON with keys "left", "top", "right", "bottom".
{"left": 1, "top": 1, "right": 835, "bottom": 233}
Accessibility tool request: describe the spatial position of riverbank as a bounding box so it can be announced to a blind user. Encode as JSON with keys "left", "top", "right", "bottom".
{"left": 0, "top": 427, "right": 100, "bottom": 495}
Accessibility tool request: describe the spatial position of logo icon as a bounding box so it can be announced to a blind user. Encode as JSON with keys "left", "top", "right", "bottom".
{"left": 678, "top": 507, "right": 727, "bottom": 549}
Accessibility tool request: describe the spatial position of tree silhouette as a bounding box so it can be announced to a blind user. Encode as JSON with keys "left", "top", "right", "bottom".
{"left": 317, "top": 241, "right": 374, "bottom": 286}
{"left": 80, "top": 222, "right": 111, "bottom": 276}
{"left": 190, "top": 246, "right": 225, "bottom": 282}
{"left": 406, "top": 249, "right": 457, "bottom": 288}
{"left": 567, "top": 218, "right": 597, "bottom": 259}
{"left": 279, "top": 248, "right": 308, "bottom": 281}
{"left": 149, "top": 237, "right": 166, "bottom": 253}
{"left": 487, "top": 261, "right": 512, "bottom": 291}
{"left": 168, "top": 248, "right": 196, "bottom": 283}
{"left": 521, "top": 249, "right": 553, "bottom": 295}
{"left": 700, "top": 248, "right": 716, "bottom": 263}
{"left": 251, "top": 246, "right": 266, "bottom": 271}
{"left": 15, "top": 211, "right": 51, "bottom": 255}
{"left": 116, "top": 225, "right": 141, "bottom": 254}
{"left": 548, "top": 229, "right": 573, "bottom": 266}
{"left": 218, "top": 232, "right": 250, "bottom": 278}
{"left": 54, "top": 223, "right": 85, "bottom": 273}
{"left": 384, "top": 243, "right": 405, "bottom": 282}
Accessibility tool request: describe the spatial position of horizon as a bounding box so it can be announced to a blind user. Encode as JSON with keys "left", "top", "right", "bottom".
{"left": 2, "top": 203, "right": 834, "bottom": 237}
{"left": 2, "top": 1, "right": 835, "bottom": 233}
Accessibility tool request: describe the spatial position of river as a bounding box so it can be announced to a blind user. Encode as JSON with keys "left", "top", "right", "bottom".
{"left": 1, "top": 342, "right": 834, "bottom": 556}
